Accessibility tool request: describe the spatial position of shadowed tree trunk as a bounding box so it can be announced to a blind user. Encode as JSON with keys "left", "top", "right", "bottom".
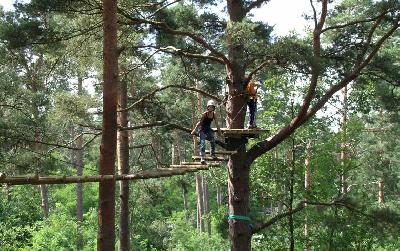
{"left": 76, "top": 76, "right": 84, "bottom": 250}
{"left": 98, "top": 0, "right": 118, "bottom": 249}
{"left": 117, "top": 79, "right": 130, "bottom": 250}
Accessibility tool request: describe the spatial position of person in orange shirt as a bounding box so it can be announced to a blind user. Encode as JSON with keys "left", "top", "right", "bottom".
{"left": 245, "top": 78, "right": 258, "bottom": 128}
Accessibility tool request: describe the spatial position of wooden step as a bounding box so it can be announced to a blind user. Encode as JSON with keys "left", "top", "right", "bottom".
{"left": 192, "top": 156, "right": 229, "bottom": 161}
{"left": 180, "top": 162, "right": 222, "bottom": 166}
{"left": 212, "top": 128, "right": 268, "bottom": 138}
{"left": 170, "top": 165, "right": 207, "bottom": 168}
{"left": 204, "top": 150, "right": 237, "bottom": 155}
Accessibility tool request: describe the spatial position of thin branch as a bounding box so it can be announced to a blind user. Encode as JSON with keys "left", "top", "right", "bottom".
{"left": 120, "top": 121, "right": 191, "bottom": 133}
{"left": 309, "top": 0, "right": 318, "bottom": 28}
{"left": 121, "top": 85, "right": 221, "bottom": 112}
{"left": 251, "top": 199, "right": 371, "bottom": 234}
{"left": 248, "top": 60, "right": 274, "bottom": 79}
{"left": 146, "top": 0, "right": 181, "bottom": 19}
{"left": 321, "top": 9, "right": 392, "bottom": 33}
{"left": 251, "top": 201, "right": 305, "bottom": 234}
{"left": 156, "top": 46, "right": 226, "bottom": 64}
{"left": 245, "top": 0, "right": 270, "bottom": 14}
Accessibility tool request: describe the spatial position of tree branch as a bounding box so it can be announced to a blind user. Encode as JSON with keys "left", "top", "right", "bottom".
{"left": 118, "top": 13, "right": 232, "bottom": 68}
{"left": 251, "top": 199, "right": 371, "bottom": 234}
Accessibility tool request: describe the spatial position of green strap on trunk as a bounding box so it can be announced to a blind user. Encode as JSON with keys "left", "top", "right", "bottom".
{"left": 227, "top": 215, "right": 251, "bottom": 222}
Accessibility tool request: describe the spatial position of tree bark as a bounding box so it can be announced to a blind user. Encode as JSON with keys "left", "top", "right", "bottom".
{"left": 182, "top": 181, "right": 189, "bottom": 216}
{"left": 216, "top": 186, "right": 223, "bottom": 205}
{"left": 117, "top": 79, "right": 130, "bottom": 251}
{"left": 378, "top": 178, "right": 384, "bottom": 203}
{"left": 288, "top": 138, "right": 295, "bottom": 251}
{"left": 39, "top": 184, "right": 49, "bottom": 218}
{"left": 202, "top": 176, "right": 211, "bottom": 235}
{"left": 340, "top": 85, "right": 348, "bottom": 195}
{"left": 225, "top": 0, "right": 250, "bottom": 249}
{"left": 196, "top": 174, "right": 205, "bottom": 232}
{"left": 98, "top": 0, "right": 118, "bottom": 250}
{"left": 304, "top": 140, "right": 312, "bottom": 251}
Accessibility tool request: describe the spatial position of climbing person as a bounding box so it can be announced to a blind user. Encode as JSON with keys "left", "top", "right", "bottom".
{"left": 244, "top": 77, "right": 258, "bottom": 129}
{"left": 191, "top": 100, "right": 223, "bottom": 164}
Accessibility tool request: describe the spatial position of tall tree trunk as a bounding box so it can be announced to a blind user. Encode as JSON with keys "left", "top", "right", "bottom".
{"left": 288, "top": 138, "right": 295, "bottom": 251}
{"left": 182, "top": 181, "right": 189, "bottom": 216}
{"left": 225, "top": 0, "right": 250, "bottom": 249}
{"left": 34, "top": 116, "right": 49, "bottom": 219}
{"left": 195, "top": 83, "right": 206, "bottom": 232}
{"left": 202, "top": 176, "right": 211, "bottom": 235}
{"left": 304, "top": 140, "right": 312, "bottom": 251}
{"left": 378, "top": 178, "right": 384, "bottom": 203}
{"left": 118, "top": 80, "right": 130, "bottom": 251}
{"left": 98, "top": 0, "right": 118, "bottom": 249}
{"left": 196, "top": 174, "right": 205, "bottom": 232}
{"left": 39, "top": 184, "right": 49, "bottom": 218}
{"left": 76, "top": 76, "right": 85, "bottom": 250}
{"left": 216, "top": 186, "right": 223, "bottom": 205}
{"left": 340, "top": 86, "right": 348, "bottom": 195}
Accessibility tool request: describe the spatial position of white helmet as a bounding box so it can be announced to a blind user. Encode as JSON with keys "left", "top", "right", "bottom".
{"left": 207, "top": 100, "right": 216, "bottom": 107}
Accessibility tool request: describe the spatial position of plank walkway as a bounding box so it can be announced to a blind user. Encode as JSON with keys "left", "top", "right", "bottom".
{"left": 0, "top": 165, "right": 220, "bottom": 186}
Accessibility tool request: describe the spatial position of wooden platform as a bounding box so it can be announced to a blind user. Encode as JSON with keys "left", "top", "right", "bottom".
{"left": 212, "top": 128, "right": 268, "bottom": 138}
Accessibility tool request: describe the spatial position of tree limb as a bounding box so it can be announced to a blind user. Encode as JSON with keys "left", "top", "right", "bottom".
{"left": 118, "top": 13, "right": 232, "bottom": 68}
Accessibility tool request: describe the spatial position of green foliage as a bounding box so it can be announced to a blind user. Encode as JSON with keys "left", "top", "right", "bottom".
{"left": 26, "top": 206, "right": 97, "bottom": 250}
{"left": 166, "top": 211, "right": 229, "bottom": 250}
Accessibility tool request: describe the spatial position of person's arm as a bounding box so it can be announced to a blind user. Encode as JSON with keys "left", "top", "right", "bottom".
{"left": 191, "top": 113, "right": 205, "bottom": 134}
{"left": 213, "top": 112, "right": 223, "bottom": 137}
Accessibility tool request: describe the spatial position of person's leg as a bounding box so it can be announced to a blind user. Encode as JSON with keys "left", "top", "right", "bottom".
{"left": 208, "top": 131, "right": 216, "bottom": 158}
{"left": 248, "top": 99, "right": 256, "bottom": 127}
{"left": 199, "top": 131, "right": 206, "bottom": 158}
{"left": 252, "top": 99, "right": 257, "bottom": 127}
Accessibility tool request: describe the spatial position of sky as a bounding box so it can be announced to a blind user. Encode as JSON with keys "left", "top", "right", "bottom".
{"left": 0, "top": 0, "right": 311, "bottom": 36}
